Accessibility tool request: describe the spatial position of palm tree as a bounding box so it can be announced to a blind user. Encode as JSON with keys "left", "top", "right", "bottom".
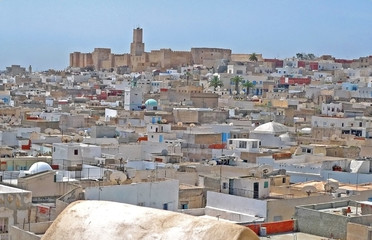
{"left": 209, "top": 76, "right": 223, "bottom": 91}
{"left": 249, "top": 53, "right": 258, "bottom": 62}
{"left": 242, "top": 81, "right": 255, "bottom": 96}
{"left": 184, "top": 71, "right": 192, "bottom": 85}
{"left": 230, "top": 75, "right": 243, "bottom": 94}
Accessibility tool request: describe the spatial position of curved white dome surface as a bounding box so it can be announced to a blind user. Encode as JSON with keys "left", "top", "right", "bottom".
{"left": 253, "top": 121, "right": 288, "bottom": 134}
{"left": 28, "top": 162, "right": 53, "bottom": 174}
{"left": 299, "top": 127, "right": 312, "bottom": 134}
{"left": 279, "top": 132, "right": 291, "bottom": 142}
{"left": 41, "top": 201, "right": 259, "bottom": 240}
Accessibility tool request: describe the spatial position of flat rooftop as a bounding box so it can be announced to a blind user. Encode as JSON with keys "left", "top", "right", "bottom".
{"left": 0, "top": 184, "right": 31, "bottom": 193}
{"left": 259, "top": 232, "right": 329, "bottom": 240}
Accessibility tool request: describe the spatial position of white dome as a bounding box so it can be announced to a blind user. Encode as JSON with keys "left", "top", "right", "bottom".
{"left": 253, "top": 122, "right": 288, "bottom": 134}
{"left": 279, "top": 132, "right": 291, "bottom": 142}
{"left": 299, "top": 128, "right": 312, "bottom": 134}
{"left": 28, "top": 162, "right": 53, "bottom": 174}
{"left": 41, "top": 201, "right": 259, "bottom": 240}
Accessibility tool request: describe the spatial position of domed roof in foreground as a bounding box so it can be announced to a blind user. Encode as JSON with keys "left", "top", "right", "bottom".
{"left": 28, "top": 162, "right": 52, "bottom": 174}
{"left": 253, "top": 121, "right": 288, "bottom": 134}
{"left": 145, "top": 99, "right": 158, "bottom": 107}
{"left": 41, "top": 201, "right": 259, "bottom": 240}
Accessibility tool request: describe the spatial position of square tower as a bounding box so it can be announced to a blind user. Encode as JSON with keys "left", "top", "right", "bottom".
{"left": 130, "top": 27, "right": 145, "bottom": 56}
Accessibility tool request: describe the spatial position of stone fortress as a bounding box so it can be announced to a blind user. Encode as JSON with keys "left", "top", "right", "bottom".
{"left": 69, "top": 28, "right": 232, "bottom": 72}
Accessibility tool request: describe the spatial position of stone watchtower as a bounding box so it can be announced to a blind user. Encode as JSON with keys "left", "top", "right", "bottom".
{"left": 130, "top": 27, "right": 145, "bottom": 56}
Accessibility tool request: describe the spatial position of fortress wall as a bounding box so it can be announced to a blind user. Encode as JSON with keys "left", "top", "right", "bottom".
{"left": 113, "top": 54, "right": 131, "bottom": 67}
{"left": 82, "top": 53, "right": 93, "bottom": 67}
{"left": 231, "top": 54, "right": 263, "bottom": 62}
{"left": 191, "top": 48, "right": 232, "bottom": 65}
{"left": 170, "top": 51, "right": 192, "bottom": 68}
{"left": 92, "top": 48, "right": 112, "bottom": 70}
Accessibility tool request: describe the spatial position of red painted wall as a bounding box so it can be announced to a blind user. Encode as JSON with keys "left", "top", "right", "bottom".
{"left": 246, "top": 220, "right": 294, "bottom": 236}
{"left": 279, "top": 77, "right": 311, "bottom": 85}
{"left": 309, "top": 62, "right": 318, "bottom": 71}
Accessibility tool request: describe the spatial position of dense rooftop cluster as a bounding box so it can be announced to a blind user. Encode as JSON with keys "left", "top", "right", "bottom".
{"left": 1, "top": 28, "right": 372, "bottom": 239}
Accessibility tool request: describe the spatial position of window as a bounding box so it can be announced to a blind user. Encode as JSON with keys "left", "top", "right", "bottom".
{"left": 264, "top": 181, "right": 269, "bottom": 188}
{"left": 181, "top": 203, "right": 188, "bottom": 209}
{"left": 239, "top": 141, "right": 247, "bottom": 148}
{"left": 252, "top": 141, "right": 258, "bottom": 148}
{"left": 229, "top": 140, "right": 233, "bottom": 145}
{"left": 163, "top": 203, "right": 168, "bottom": 210}
{"left": 0, "top": 217, "right": 8, "bottom": 233}
{"left": 222, "top": 182, "right": 228, "bottom": 189}
{"left": 74, "top": 149, "right": 78, "bottom": 155}
{"left": 282, "top": 177, "right": 286, "bottom": 183}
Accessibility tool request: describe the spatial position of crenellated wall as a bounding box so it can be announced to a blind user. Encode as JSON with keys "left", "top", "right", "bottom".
{"left": 69, "top": 29, "right": 232, "bottom": 71}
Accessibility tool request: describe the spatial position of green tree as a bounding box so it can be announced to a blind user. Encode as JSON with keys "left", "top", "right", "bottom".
{"left": 308, "top": 53, "right": 316, "bottom": 60}
{"left": 296, "top": 52, "right": 316, "bottom": 60}
{"left": 230, "top": 75, "right": 243, "bottom": 94}
{"left": 209, "top": 76, "right": 223, "bottom": 91}
{"left": 185, "top": 71, "right": 192, "bottom": 85}
{"left": 249, "top": 53, "right": 258, "bottom": 62}
{"left": 296, "top": 53, "right": 304, "bottom": 59}
{"left": 242, "top": 81, "right": 255, "bottom": 96}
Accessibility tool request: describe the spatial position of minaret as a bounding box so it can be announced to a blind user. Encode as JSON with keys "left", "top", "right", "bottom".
{"left": 130, "top": 27, "right": 145, "bottom": 56}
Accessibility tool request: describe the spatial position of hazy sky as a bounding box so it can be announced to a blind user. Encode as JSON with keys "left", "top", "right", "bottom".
{"left": 1, "top": 0, "right": 371, "bottom": 71}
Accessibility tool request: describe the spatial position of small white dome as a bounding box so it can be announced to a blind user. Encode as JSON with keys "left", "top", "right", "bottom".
{"left": 299, "top": 128, "right": 312, "bottom": 134}
{"left": 28, "top": 162, "right": 53, "bottom": 174}
{"left": 279, "top": 132, "right": 291, "bottom": 142}
{"left": 253, "top": 122, "right": 288, "bottom": 134}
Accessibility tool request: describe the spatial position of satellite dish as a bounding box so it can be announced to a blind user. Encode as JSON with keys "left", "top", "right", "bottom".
{"left": 73, "top": 135, "right": 84, "bottom": 142}
{"left": 53, "top": 129, "right": 61, "bottom": 134}
{"left": 324, "top": 179, "right": 339, "bottom": 192}
{"left": 109, "top": 171, "right": 127, "bottom": 185}
{"left": 258, "top": 165, "right": 273, "bottom": 176}
{"left": 177, "top": 122, "right": 183, "bottom": 127}
{"left": 161, "top": 149, "right": 168, "bottom": 156}
{"left": 301, "top": 185, "right": 317, "bottom": 196}
{"left": 209, "top": 160, "right": 217, "bottom": 166}
{"left": 44, "top": 128, "right": 53, "bottom": 134}
{"left": 61, "top": 136, "right": 72, "bottom": 143}
{"left": 161, "top": 119, "right": 167, "bottom": 124}
{"left": 115, "top": 153, "right": 126, "bottom": 161}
